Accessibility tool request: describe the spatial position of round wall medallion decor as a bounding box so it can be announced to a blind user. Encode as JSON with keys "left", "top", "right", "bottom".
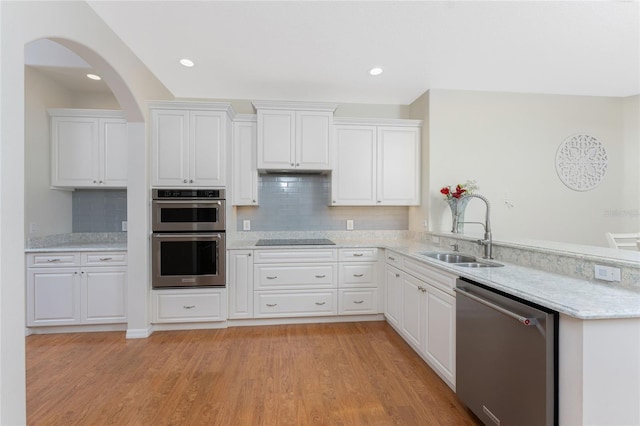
{"left": 555, "top": 133, "right": 608, "bottom": 191}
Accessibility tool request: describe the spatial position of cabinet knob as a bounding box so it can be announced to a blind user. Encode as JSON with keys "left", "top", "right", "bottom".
{"left": 377, "top": 200, "right": 381, "bottom": 204}
{"left": 395, "top": 273, "right": 400, "bottom": 278}
{"left": 332, "top": 200, "right": 336, "bottom": 204}
{"left": 99, "top": 180, "right": 103, "bottom": 184}
{"left": 295, "top": 163, "right": 300, "bottom": 167}
{"left": 252, "top": 199, "right": 256, "bottom": 203}
{"left": 183, "top": 179, "right": 188, "bottom": 183}
{"left": 189, "top": 179, "right": 194, "bottom": 183}
{"left": 93, "top": 180, "right": 97, "bottom": 183}
{"left": 290, "top": 163, "right": 294, "bottom": 167}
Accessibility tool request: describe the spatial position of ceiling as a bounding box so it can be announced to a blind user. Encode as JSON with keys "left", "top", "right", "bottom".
{"left": 44, "top": 1, "right": 640, "bottom": 104}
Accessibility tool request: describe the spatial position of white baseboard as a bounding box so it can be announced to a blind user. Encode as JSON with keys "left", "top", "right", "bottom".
{"left": 125, "top": 326, "right": 154, "bottom": 339}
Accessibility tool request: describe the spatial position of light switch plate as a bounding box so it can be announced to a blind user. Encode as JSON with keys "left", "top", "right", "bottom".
{"left": 121, "top": 221, "right": 127, "bottom": 232}
{"left": 243, "top": 220, "right": 251, "bottom": 231}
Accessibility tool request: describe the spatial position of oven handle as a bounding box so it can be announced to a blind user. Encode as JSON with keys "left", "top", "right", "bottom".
{"left": 153, "top": 233, "right": 224, "bottom": 239}
{"left": 153, "top": 200, "right": 222, "bottom": 205}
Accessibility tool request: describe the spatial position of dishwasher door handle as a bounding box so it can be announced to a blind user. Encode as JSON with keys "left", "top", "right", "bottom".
{"left": 455, "top": 287, "right": 538, "bottom": 327}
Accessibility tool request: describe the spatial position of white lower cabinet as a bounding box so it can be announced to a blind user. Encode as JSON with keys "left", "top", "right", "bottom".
{"left": 384, "top": 249, "right": 457, "bottom": 390}
{"left": 152, "top": 288, "right": 227, "bottom": 323}
{"left": 337, "top": 248, "right": 380, "bottom": 315}
{"left": 252, "top": 248, "right": 338, "bottom": 319}
{"left": 338, "top": 288, "right": 378, "bottom": 315}
{"left": 228, "top": 250, "right": 254, "bottom": 319}
{"left": 254, "top": 290, "right": 337, "bottom": 317}
{"left": 26, "top": 252, "right": 127, "bottom": 327}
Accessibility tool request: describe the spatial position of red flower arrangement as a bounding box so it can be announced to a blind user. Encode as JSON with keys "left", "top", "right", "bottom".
{"left": 440, "top": 180, "right": 478, "bottom": 199}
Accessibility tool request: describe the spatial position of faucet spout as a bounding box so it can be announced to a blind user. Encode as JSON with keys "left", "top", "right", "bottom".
{"left": 458, "top": 194, "right": 493, "bottom": 259}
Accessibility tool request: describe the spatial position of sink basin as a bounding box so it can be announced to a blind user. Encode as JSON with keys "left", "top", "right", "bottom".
{"left": 456, "top": 261, "right": 504, "bottom": 268}
{"left": 421, "top": 252, "right": 477, "bottom": 263}
{"left": 419, "top": 252, "right": 504, "bottom": 268}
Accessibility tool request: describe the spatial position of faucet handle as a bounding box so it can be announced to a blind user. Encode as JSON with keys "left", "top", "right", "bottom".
{"left": 450, "top": 243, "right": 459, "bottom": 252}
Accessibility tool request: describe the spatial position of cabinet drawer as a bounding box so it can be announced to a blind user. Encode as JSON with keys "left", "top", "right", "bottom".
{"left": 82, "top": 252, "right": 127, "bottom": 266}
{"left": 254, "top": 290, "right": 337, "bottom": 318}
{"left": 153, "top": 289, "right": 227, "bottom": 323}
{"left": 403, "top": 257, "right": 457, "bottom": 294}
{"left": 338, "top": 248, "right": 378, "bottom": 262}
{"left": 28, "top": 253, "right": 80, "bottom": 268}
{"left": 385, "top": 250, "right": 402, "bottom": 268}
{"left": 254, "top": 264, "right": 336, "bottom": 290}
{"left": 254, "top": 249, "right": 337, "bottom": 263}
{"left": 339, "top": 288, "right": 379, "bottom": 315}
{"left": 338, "top": 263, "right": 377, "bottom": 287}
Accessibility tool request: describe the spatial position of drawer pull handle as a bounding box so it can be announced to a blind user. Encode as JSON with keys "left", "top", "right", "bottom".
{"left": 353, "top": 274, "right": 364, "bottom": 277}
{"left": 315, "top": 302, "right": 326, "bottom": 306}
{"left": 99, "top": 257, "right": 113, "bottom": 261}
{"left": 266, "top": 303, "right": 278, "bottom": 307}
{"left": 353, "top": 253, "right": 364, "bottom": 257}
{"left": 388, "top": 256, "right": 395, "bottom": 261}
{"left": 266, "top": 276, "right": 278, "bottom": 280}
{"left": 46, "top": 259, "right": 62, "bottom": 263}
{"left": 315, "top": 274, "right": 326, "bottom": 278}
{"left": 354, "top": 300, "right": 365, "bottom": 304}
{"left": 183, "top": 305, "right": 196, "bottom": 309}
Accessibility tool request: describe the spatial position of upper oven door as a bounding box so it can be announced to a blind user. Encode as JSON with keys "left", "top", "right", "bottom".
{"left": 152, "top": 199, "right": 225, "bottom": 232}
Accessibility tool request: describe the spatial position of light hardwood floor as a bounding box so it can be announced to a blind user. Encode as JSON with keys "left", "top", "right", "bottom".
{"left": 27, "top": 321, "right": 481, "bottom": 425}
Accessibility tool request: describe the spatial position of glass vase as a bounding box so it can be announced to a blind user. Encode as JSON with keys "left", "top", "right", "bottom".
{"left": 447, "top": 196, "right": 471, "bottom": 233}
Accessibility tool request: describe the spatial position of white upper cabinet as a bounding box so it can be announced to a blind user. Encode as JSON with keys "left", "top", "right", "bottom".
{"left": 151, "top": 102, "right": 232, "bottom": 187}
{"left": 331, "top": 118, "right": 421, "bottom": 206}
{"left": 232, "top": 116, "right": 258, "bottom": 206}
{"left": 50, "top": 109, "right": 127, "bottom": 188}
{"left": 253, "top": 101, "right": 337, "bottom": 171}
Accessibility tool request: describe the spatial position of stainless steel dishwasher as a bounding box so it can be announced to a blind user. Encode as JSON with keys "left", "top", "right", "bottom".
{"left": 455, "top": 278, "right": 558, "bottom": 426}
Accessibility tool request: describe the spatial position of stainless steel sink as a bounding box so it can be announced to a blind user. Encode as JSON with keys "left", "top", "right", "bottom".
{"left": 420, "top": 252, "right": 476, "bottom": 263}
{"left": 420, "top": 252, "right": 504, "bottom": 268}
{"left": 456, "top": 261, "right": 504, "bottom": 268}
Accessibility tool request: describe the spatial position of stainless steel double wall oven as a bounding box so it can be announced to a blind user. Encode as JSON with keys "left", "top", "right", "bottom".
{"left": 151, "top": 189, "right": 226, "bottom": 288}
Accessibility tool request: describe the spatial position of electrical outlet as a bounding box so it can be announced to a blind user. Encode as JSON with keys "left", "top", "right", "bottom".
{"left": 121, "top": 221, "right": 127, "bottom": 232}
{"left": 243, "top": 220, "right": 251, "bottom": 231}
{"left": 29, "top": 223, "right": 38, "bottom": 234}
{"left": 594, "top": 265, "right": 621, "bottom": 282}
{"left": 431, "top": 235, "right": 440, "bottom": 243}
{"left": 346, "top": 219, "right": 354, "bottom": 230}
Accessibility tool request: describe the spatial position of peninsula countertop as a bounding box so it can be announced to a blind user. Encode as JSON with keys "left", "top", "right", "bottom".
{"left": 228, "top": 238, "right": 640, "bottom": 320}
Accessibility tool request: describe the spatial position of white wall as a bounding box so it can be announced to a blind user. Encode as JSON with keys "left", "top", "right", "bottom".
{"left": 427, "top": 89, "right": 637, "bottom": 247}
{"left": 24, "top": 67, "right": 74, "bottom": 238}
{"left": 1, "top": 2, "right": 172, "bottom": 423}
{"left": 408, "top": 91, "right": 429, "bottom": 232}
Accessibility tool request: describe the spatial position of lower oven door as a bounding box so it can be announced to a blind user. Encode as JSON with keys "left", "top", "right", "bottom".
{"left": 152, "top": 233, "right": 226, "bottom": 288}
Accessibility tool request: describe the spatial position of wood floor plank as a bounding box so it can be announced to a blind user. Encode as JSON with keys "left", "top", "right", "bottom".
{"left": 27, "top": 321, "right": 480, "bottom": 425}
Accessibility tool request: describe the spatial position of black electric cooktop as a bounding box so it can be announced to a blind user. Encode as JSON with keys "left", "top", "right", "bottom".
{"left": 255, "top": 238, "right": 336, "bottom": 246}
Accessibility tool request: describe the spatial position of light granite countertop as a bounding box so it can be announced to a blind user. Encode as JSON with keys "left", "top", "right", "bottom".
{"left": 26, "top": 242, "right": 127, "bottom": 253}
{"left": 228, "top": 238, "right": 640, "bottom": 320}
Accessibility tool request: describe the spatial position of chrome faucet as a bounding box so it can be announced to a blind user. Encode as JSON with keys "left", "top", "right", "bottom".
{"left": 456, "top": 194, "right": 493, "bottom": 259}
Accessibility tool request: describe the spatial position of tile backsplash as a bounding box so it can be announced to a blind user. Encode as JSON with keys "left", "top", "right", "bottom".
{"left": 236, "top": 174, "right": 408, "bottom": 231}
{"left": 72, "top": 189, "right": 127, "bottom": 232}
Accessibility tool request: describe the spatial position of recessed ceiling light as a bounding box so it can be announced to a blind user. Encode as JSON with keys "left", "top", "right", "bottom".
{"left": 86, "top": 73, "right": 101, "bottom": 81}
{"left": 369, "top": 67, "right": 383, "bottom": 76}
{"left": 180, "top": 58, "right": 195, "bottom": 67}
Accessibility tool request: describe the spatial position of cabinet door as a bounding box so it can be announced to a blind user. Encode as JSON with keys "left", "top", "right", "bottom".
{"left": 296, "top": 111, "right": 332, "bottom": 169}
{"left": 377, "top": 126, "right": 420, "bottom": 205}
{"left": 82, "top": 267, "right": 127, "bottom": 324}
{"left": 384, "top": 265, "right": 401, "bottom": 327}
{"left": 256, "top": 110, "right": 295, "bottom": 170}
{"left": 27, "top": 268, "right": 81, "bottom": 326}
{"left": 191, "top": 110, "right": 226, "bottom": 186}
{"left": 101, "top": 118, "right": 128, "bottom": 187}
{"left": 400, "top": 273, "right": 425, "bottom": 350}
{"left": 228, "top": 250, "right": 254, "bottom": 319}
{"left": 424, "top": 286, "right": 456, "bottom": 386}
{"left": 51, "top": 116, "right": 100, "bottom": 187}
{"left": 232, "top": 120, "right": 258, "bottom": 205}
{"left": 331, "top": 125, "right": 377, "bottom": 205}
{"left": 151, "top": 109, "right": 189, "bottom": 186}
